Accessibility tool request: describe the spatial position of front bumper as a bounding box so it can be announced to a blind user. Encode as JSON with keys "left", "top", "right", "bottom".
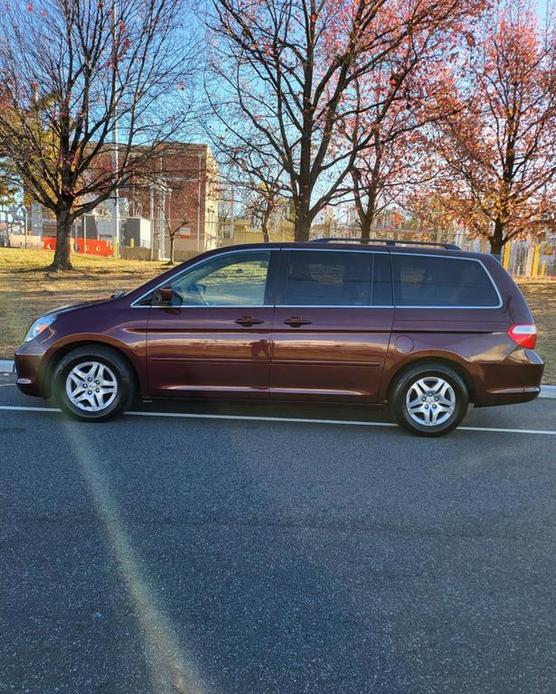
{"left": 14, "top": 341, "right": 49, "bottom": 397}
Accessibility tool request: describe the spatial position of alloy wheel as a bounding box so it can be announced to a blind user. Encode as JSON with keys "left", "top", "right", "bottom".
{"left": 65, "top": 361, "right": 118, "bottom": 413}
{"left": 405, "top": 376, "right": 456, "bottom": 427}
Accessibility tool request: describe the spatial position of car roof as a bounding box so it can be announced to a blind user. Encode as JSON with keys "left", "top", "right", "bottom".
{"left": 212, "top": 241, "right": 489, "bottom": 261}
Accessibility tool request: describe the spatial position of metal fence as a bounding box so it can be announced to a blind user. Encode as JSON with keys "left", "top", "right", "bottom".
{"left": 501, "top": 239, "right": 556, "bottom": 279}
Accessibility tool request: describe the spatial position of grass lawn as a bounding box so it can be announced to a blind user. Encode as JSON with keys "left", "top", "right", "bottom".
{"left": 518, "top": 281, "right": 556, "bottom": 384}
{"left": 0, "top": 248, "right": 166, "bottom": 360}
{"left": 1, "top": 247, "right": 554, "bottom": 382}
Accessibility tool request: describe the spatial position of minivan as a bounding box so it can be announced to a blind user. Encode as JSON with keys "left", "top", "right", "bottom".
{"left": 15, "top": 240, "right": 544, "bottom": 436}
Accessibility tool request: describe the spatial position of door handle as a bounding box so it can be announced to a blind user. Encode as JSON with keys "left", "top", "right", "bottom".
{"left": 235, "top": 316, "right": 265, "bottom": 327}
{"left": 284, "top": 316, "right": 312, "bottom": 327}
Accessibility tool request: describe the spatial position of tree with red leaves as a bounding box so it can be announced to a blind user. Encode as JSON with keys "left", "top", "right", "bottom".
{"left": 0, "top": 0, "right": 199, "bottom": 270}
{"left": 430, "top": 0, "right": 556, "bottom": 254}
{"left": 343, "top": 49, "right": 443, "bottom": 239}
{"left": 340, "top": 23, "right": 458, "bottom": 240}
{"left": 209, "top": 0, "right": 486, "bottom": 241}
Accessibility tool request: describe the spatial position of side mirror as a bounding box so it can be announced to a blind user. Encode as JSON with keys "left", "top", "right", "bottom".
{"left": 153, "top": 286, "right": 173, "bottom": 306}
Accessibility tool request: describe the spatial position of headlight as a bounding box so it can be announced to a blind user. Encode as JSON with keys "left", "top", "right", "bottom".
{"left": 24, "top": 314, "right": 57, "bottom": 342}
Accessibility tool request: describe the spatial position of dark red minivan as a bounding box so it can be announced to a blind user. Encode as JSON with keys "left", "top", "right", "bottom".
{"left": 14, "top": 240, "right": 544, "bottom": 435}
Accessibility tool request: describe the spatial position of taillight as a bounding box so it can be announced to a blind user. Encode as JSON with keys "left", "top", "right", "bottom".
{"left": 507, "top": 323, "right": 537, "bottom": 350}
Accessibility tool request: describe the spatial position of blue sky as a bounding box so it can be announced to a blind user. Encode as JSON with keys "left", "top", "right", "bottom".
{"left": 536, "top": 0, "right": 552, "bottom": 20}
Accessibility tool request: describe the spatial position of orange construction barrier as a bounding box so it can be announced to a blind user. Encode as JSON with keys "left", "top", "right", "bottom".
{"left": 42, "top": 237, "right": 114, "bottom": 257}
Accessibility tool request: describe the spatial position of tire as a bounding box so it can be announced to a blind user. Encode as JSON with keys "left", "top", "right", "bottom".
{"left": 389, "top": 362, "right": 469, "bottom": 437}
{"left": 52, "top": 345, "right": 136, "bottom": 422}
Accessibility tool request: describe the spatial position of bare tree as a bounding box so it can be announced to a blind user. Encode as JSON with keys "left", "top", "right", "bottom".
{"left": 215, "top": 142, "right": 287, "bottom": 243}
{"left": 165, "top": 215, "right": 190, "bottom": 265}
{"left": 207, "top": 0, "right": 483, "bottom": 241}
{"left": 243, "top": 182, "right": 285, "bottom": 243}
{"left": 0, "top": 0, "right": 199, "bottom": 270}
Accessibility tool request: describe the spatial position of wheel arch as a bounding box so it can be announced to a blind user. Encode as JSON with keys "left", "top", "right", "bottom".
{"left": 386, "top": 356, "right": 476, "bottom": 404}
{"left": 43, "top": 340, "right": 140, "bottom": 398}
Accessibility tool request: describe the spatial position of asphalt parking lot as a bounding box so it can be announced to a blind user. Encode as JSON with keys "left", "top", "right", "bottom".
{"left": 0, "top": 370, "right": 555, "bottom": 693}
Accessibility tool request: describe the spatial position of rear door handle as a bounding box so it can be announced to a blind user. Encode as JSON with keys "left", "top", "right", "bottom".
{"left": 235, "top": 316, "right": 265, "bottom": 327}
{"left": 284, "top": 316, "right": 312, "bottom": 327}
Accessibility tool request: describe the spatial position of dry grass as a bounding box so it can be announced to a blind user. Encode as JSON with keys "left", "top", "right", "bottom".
{"left": 1, "top": 248, "right": 554, "bottom": 382}
{"left": 0, "top": 248, "right": 166, "bottom": 358}
{"left": 519, "top": 280, "right": 556, "bottom": 384}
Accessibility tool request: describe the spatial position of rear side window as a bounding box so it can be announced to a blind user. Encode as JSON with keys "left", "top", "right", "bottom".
{"left": 392, "top": 254, "right": 500, "bottom": 307}
{"left": 283, "top": 251, "right": 392, "bottom": 306}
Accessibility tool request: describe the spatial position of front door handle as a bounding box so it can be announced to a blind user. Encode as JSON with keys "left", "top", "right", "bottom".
{"left": 284, "top": 316, "right": 312, "bottom": 327}
{"left": 235, "top": 316, "right": 265, "bottom": 327}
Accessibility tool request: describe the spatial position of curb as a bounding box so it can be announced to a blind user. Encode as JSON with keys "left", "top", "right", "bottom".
{"left": 540, "top": 385, "right": 556, "bottom": 399}
{"left": 1, "top": 358, "right": 555, "bottom": 398}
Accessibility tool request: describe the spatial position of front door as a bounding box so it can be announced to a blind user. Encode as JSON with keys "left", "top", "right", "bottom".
{"left": 146, "top": 249, "right": 274, "bottom": 398}
{"left": 271, "top": 249, "right": 394, "bottom": 401}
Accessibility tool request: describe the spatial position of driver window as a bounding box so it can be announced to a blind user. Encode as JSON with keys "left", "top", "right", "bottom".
{"left": 169, "top": 251, "right": 271, "bottom": 306}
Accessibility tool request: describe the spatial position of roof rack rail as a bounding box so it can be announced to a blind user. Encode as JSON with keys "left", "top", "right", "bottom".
{"left": 309, "top": 237, "right": 461, "bottom": 250}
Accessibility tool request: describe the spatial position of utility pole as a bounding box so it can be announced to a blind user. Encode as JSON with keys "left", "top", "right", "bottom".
{"left": 231, "top": 184, "right": 235, "bottom": 242}
{"left": 159, "top": 187, "right": 166, "bottom": 260}
{"left": 149, "top": 183, "right": 155, "bottom": 261}
{"left": 22, "top": 205, "right": 28, "bottom": 249}
{"left": 112, "top": 0, "right": 120, "bottom": 258}
{"left": 197, "top": 154, "right": 202, "bottom": 252}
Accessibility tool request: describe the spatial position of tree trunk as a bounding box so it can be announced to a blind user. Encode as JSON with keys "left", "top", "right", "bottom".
{"left": 261, "top": 222, "right": 270, "bottom": 244}
{"left": 293, "top": 176, "right": 313, "bottom": 241}
{"left": 490, "top": 219, "right": 505, "bottom": 256}
{"left": 293, "top": 202, "right": 312, "bottom": 241}
{"left": 169, "top": 235, "right": 175, "bottom": 264}
{"left": 49, "top": 208, "right": 73, "bottom": 271}
{"left": 354, "top": 184, "right": 376, "bottom": 242}
{"left": 360, "top": 208, "right": 374, "bottom": 241}
{"left": 294, "top": 218, "right": 312, "bottom": 241}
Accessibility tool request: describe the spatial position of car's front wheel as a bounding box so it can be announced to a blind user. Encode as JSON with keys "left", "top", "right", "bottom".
{"left": 389, "top": 363, "right": 469, "bottom": 437}
{"left": 52, "top": 346, "right": 135, "bottom": 422}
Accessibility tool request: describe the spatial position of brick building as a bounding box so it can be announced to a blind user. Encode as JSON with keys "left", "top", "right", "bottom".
{"left": 120, "top": 143, "right": 219, "bottom": 259}
{"left": 26, "top": 142, "right": 220, "bottom": 260}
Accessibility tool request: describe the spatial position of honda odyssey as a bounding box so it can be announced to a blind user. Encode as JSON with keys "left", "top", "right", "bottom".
{"left": 15, "top": 240, "right": 544, "bottom": 436}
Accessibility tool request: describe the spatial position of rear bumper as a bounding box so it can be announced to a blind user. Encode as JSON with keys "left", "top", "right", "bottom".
{"left": 474, "top": 385, "right": 541, "bottom": 407}
{"left": 475, "top": 349, "right": 544, "bottom": 407}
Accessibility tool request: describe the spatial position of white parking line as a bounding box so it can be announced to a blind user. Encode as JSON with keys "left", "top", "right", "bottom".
{"left": 0, "top": 404, "right": 554, "bottom": 435}
{"left": 0, "top": 405, "right": 60, "bottom": 413}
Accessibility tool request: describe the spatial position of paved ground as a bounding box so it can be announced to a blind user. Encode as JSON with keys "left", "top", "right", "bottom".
{"left": 0, "top": 371, "right": 555, "bottom": 693}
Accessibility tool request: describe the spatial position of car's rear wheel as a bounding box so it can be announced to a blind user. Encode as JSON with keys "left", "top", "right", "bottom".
{"left": 52, "top": 346, "right": 135, "bottom": 422}
{"left": 389, "top": 363, "right": 469, "bottom": 437}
